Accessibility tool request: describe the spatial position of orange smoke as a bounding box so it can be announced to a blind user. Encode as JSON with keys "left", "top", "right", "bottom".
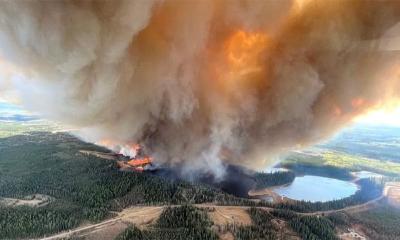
{"left": 224, "top": 30, "right": 268, "bottom": 75}
{"left": 213, "top": 29, "right": 270, "bottom": 95}
{"left": 97, "top": 139, "right": 141, "bottom": 158}
{"left": 1, "top": 0, "right": 399, "bottom": 175}
{"left": 334, "top": 105, "right": 342, "bottom": 116}
{"left": 351, "top": 98, "right": 365, "bottom": 108}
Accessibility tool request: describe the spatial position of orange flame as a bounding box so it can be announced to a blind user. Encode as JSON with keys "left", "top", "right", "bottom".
{"left": 127, "top": 157, "right": 153, "bottom": 167}
{"left": 334, "top": 105, "right": 342, "bottom": 116}
{"left": 351, "top": 98, "right": 365, "bottom": 108}
{"left": 96, "top": 139, "right": 141, "bottom": 158}
{"left": 224, "top": 30, "right": 268, "bottom": 75}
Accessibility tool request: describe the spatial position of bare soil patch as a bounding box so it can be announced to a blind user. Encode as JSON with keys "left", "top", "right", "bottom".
{"left": 218, "top": 231, "right": 235, "bottom": 240}
{"left": 0, "top": 194, "right": 53, "bottom": 207}
{"left": 79, "top": 150, "right": 118, "bottom": 160}
{"left": 338, "top": 225, "right": 367, "bottom": 240}
{"left": 205, "top": 206, "right": 252, "bottom": 226}
{"left": 118, "top": 206, "right": 164, "bottom": 226}
{"left": 248, "top": 186, "right": 292, "bottom": 203}
{"left": 384, "top": 182, "right": 400, "bottom": 208}
{"left": 80, "top": 221, "right": 128, "bottom": 240}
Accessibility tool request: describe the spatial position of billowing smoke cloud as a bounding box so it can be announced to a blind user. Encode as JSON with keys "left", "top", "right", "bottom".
{"left": 0, "top": 0, "right": 399, "bottom": 177}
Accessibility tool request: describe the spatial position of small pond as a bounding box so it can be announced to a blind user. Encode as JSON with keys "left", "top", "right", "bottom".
{"left": 273, "top": 175, "right": 358, "bottom": 202}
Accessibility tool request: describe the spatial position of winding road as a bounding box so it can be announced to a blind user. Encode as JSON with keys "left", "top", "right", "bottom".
{"left": 38, "top": 183, "right": 398, "bottom": 240}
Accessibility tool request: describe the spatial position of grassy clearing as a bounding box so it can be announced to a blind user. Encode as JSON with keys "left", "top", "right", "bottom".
{"left": 323, "top": 152, "right": 400, "bottom": 176}
{"left": 283, "top": 150, "right": 400, "bottom": 176}
{"left": 0, "top": 121, "right": 59, "bottom": 138}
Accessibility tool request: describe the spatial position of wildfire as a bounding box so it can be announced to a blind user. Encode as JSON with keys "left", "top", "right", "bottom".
{"left": 97, "top": 139, "right": 154, "bottom": 172}
{"left": 127, "top": 156, "right": 153, "bottom": 167}
{"left": 224, "top": 30, "right": 268, "bottom": 75}
{"left": 351, "top": 98, "right": 365, "bottom": 108}
{"left": 97, "top": 139, "right": 141, "bottom": 158}
{"left": 334, "top": 105, "right": 342, "bottom": 116}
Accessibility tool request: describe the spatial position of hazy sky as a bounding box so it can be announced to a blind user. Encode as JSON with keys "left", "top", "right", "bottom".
{"left": 2, "top": 100, "right": 399, "bottom": 127}
{"left": 355, "top": 105, "right": 400, "bottom": 127}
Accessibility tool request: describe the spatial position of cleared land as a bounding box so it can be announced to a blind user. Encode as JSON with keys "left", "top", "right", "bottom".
{"left": 39, "top": 206, "right": 164, "bottom": 240}
{"left": 79, "top": 150, "right": 118, "bottom": 161}
{"left": 205, "top": 206, "right": 252, "bottom": 226}
{"left": 384, "top": 182, "right": 400, "bottom": 208}
{"left": 248, "top": 186, "right": 290, "bottom": 203}
{"left": 338, "top": 227, "right": 367, "bottom": 240}
{"left": 0, "top": 120, "right": 59, "bottom": 138}
{"left": 285, "top": 150, "right": 400, "bottom": 176}
{"left": 37, "top": 190, "right": 391, "bottom": 240}
{"left": 0, "top": 194, "right": 53, "bottom": 207}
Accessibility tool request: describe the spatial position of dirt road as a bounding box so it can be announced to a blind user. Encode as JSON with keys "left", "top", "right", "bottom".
{"left": 39, "top": 207, "right": 164, "bottom": 240}
{"left": 38, "top": 183, "right": 398, "bottom": 240}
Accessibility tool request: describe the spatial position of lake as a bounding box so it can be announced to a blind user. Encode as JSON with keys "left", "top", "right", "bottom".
{"left": 273, "top": 175, "right": 358, "bottom": 202}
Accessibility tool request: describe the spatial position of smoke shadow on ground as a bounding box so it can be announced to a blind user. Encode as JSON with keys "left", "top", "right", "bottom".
{"left": 151, "top": 164, "right": 256, "bottom": 198}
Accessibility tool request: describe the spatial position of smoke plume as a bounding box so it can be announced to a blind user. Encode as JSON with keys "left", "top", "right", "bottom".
{"left": 0, "top": 0, "right": 399, "bottom": 177}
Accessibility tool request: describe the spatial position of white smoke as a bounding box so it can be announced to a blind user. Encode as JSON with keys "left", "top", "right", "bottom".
{"left": 0, "top": 0, "right": 399, "bottom": 177}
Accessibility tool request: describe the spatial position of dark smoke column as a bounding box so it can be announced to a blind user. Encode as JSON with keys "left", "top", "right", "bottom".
{"left": 0, "top": 0, "right": 399, "bottom": 177}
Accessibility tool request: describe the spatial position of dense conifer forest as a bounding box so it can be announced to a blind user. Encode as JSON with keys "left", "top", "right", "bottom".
{"left": 0, "top": 133, "right": 230, "bottom": 238}
{"left": 0, "top": 132, "right": 394, "bottom": 239}
{"left": 253, "top": 171, "right": 295, "bottom": 189}
{"left": 329, "top": 205, "right": 400, "bottom": 240}
{"left": 232, "top": 208, "right": 278, "bottom": 240}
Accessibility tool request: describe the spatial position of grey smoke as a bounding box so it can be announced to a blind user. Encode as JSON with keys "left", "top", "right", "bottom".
{"left": 0, "top": 0, "right": 399, "bottom": 177}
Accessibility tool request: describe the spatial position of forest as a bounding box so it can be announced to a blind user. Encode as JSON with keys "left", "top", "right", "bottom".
{"left": 252, "top": 171, "right": 295, "bottom": 189}
{"left": 231, "top": 207, "right": 278, "bottom": 240}
{"left": 115, "top": 205, "right": 218, "bottom": 240}
{"left": 0, "top": 133, "right": 227, "bottom": 238}
{"left": 271, "top": 209, "right": 338, "bottom": 240}
{"left": 0, "top": 132, "right": 392, "bottom": 239}
{"left": 279, "top": 161, "right": 353, "bottom": 181}
{"left": 328, "top": 205, "right": 400, "bottom": 240}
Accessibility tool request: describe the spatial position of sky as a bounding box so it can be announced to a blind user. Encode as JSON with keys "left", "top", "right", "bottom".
{"left": 354, "top": 105, "right": 400, "bottom": 127}
{"left": 1, "top": 99, "right": 399, "bottom": 126}
{"left": 0, "top": 101, "right": 38, "bottom": 122}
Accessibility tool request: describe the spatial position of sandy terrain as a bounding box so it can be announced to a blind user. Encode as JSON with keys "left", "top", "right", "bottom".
{"left": 339, "top": 226, "right": 367, "bottom": 240}
{"left": 78, "top": 221, "right": 128, "bottom": 240}
{"left": 248, "top": 187, "right": 288, "bottom": 203}
{"left": 204, "top": 206, "right": 252, "bottom": 226}
{"left": 0, "top": 194, "right": 53, "bottom": 207}
{"left": 218, "top": 231, "right": 235, "bottom": 240}
{"left": 38, "top": 182, "right": 391, "bottom": 240}
{"left": 79, "top": 150, "right": 118, "bottom": 160}
{"left": 39, "top": 206, "right": 164, "bottom": 240}
{"left": 118, "top": 206, "right": 164, "bottom": 226}
{"left": 384, "top": 182, "right": 400, "bottom": 208}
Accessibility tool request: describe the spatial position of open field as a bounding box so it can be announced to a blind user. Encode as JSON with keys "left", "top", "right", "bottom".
{"left": 284, "top": 150, "right": 400, "bottom": 176}
{"left": 323, "top": 152, "right": 400, "bottom": 176}
{"left": 0, "top": 194, "right": 53, "bottom": 208}
{"left": 384, "top": 182, "right": 400, "bottom": 208}
{"left": 206, "top": 206, "right": 252, "bottom": 226}
{"left": 37, "top": 188, "right": 394, "bottom": 240}
{"left": 1, "top": 129, "right": 399, "bottom": 239}
{"left": 0, "top": 121, "right": 60, "bottom": 138}
{"left": 248, "top": 186, "right": 289, "bottom": 203}
{"left": 39, "top": 206, "right": 164, "bottom": 240}
{"left": 79, "top": 150, "right": 117, "bottom": 161}
{"left": 320, "top": 124, "right": 400, "bottom": 163}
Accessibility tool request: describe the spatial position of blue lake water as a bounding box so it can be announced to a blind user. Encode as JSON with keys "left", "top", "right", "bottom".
{"left": 273, "top": 175, "right": 358, "bottom": 202}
